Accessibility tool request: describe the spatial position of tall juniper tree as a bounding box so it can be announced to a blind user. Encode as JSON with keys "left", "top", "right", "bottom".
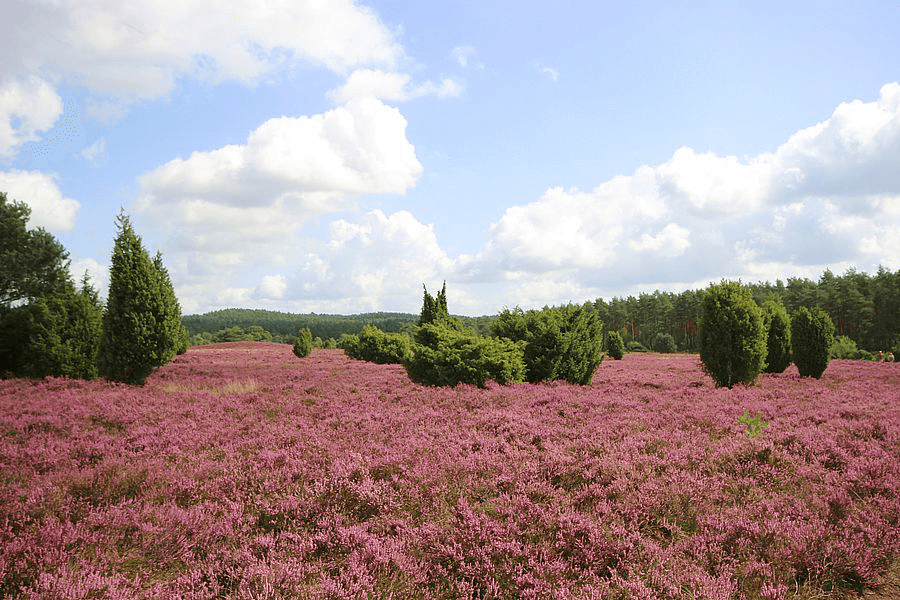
{"left": 99, "top": 212, "right": 182, "bottom": 384}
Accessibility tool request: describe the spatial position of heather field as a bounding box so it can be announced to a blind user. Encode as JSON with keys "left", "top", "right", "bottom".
{"left": 2, "top": 343, "right": 899, "bottom": 599}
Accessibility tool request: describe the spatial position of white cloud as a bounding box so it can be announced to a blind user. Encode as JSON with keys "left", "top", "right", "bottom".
{"left": 138, "top": 97, "right": 421, "bottom": 214}
{"left": 0, "top": 170, "right": 79, "bottom": 231}
{"left": 257, "top": 274, "right": 287, "bottom": 299}
{"left": 452, "top": 46, "right": 483, "bottom": 70}
{"left": 0, "top": 76, "right": 63, "bottom": 158}
{"left": 79, "top": 138, "right": 107, "bottom": 165}
{"left": 460, "top": 82, "right": 900, "bottom": 309}
{"left": 136, "top": 99, "right": 424, "bottom": 313}
{"left": 535, "top": 63, "right": 559, "bottom": 82}
{"left": 629, "top": 223, "right": 691, "bottom": 255}
{"left": 1, "top": 0, "right": 403, "bottom": 102}
{"left": 328, "top": 69, "right": 462, "bottom": 103}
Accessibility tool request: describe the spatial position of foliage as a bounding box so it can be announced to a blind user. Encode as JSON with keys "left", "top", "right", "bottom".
{"left": 699, "top": 281, "right": 767, "bottom": 388}
{"left": 182, "top": 308, "right": 421, "bottom": 342}
{"left": 2, "top": 346, "right": 898, "bottom": 597}
{"left": 342, "top": 324, "right": 412, "bottom": 364}
{"left": 418, "top": 281, "right": 450, "bottom": 326}
{"left": 293, "top": 327, "right": 312, "bottom": 358}
{"left": 16, "top": 276, "right": 104, "bottom": 380}
{"left": 737, "top": 410, "right": 769, "bottom": 438}
{"left": 491, "top": 304, "right": 603, "bottom": 385}
{"left": 0, "top": 192, "right": 103, "bottom": 379}
{"left": 626, "top": 341, "right": 648, "bottom": 353}
{"left": 653, "top": 332, "right": 677, "bottom": 353}
{"left": 606, "top": 330, "right": 625, "bottom": 360}
{"left": 792, "top": 306, "right": 835, "bottom": 378}
{"left": 98, "top": 212, "right": 181, "bottom": 385}
{"left": 406, "top": 321, "right": 525, "bottom": 387}
{"left": 761, "top": 298, "right": 792, "bottom": 374}
{"left": 175, "top": 324, "right": 190, "bottom": 355}
{"left": 0, "top": 192, "right": 71, "bottom": 308}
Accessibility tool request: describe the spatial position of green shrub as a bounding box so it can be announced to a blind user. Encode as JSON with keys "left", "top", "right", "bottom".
{"left": 699, "top": 281, "right": 767, "bottom": 388}
{"left": 405, "top": 321, "right": 525, "bottom": 388}
{"left": 792, "top": 307, "right": 834, "bottom": 378}
{"left": 653, "top": 332, "right": 677, "bottom": 353}
{"left": 491, "top": 304, "right": 603, "bottom": 385}
{"left": 607, "top": 330, "right": 625, "bottom": 360}
{"left": 343, "top": 324, "right": 412, "bottom": 364}
{"left": 831, "top": 335, "right": 859, "bottom": 359}
{"left": 293, "top": 327, "right": 313, "bottom": 358}
{"left": 761, "top": 299, "right": 791, "bottom": 373}
{"left": 626, "top": 341, "right": 648, "bottom": 353}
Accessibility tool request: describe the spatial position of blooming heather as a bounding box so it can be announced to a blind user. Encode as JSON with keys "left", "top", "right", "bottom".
{"left": 1, "top": 344, "right": 898, "bottom": 598}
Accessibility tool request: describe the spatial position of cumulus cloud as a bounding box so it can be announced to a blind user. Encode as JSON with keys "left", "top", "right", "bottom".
{"left": 328, "top": 69, "right": 462, "bottom": 103}
{"left": 460, "top": 82, "right": 900, "bottom": 310}
{"left": 140, "top": 98, "right": 420, "bottom": 208}
{"left": 143, "top": 82, "right": 900, "bottom": 315}
{"left": 0, "top": 170, "right": 80, "bottom": 231}
{"left": 0, "top": 0, "right": 402, "bottom": 102}
{"left": 0, "top": 76, "right": 63, "bottom": 158}
{"left": 136, "top": 98, "right": 424, "bottom": 313}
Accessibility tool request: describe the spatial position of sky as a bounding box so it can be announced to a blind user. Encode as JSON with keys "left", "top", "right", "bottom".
{"left": 2, "top": 0, "right": 900, "bottom": 316}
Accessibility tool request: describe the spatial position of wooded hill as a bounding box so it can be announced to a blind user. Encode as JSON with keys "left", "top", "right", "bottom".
{"left": 183, "top": 266, "right": 900, "bottom": 354}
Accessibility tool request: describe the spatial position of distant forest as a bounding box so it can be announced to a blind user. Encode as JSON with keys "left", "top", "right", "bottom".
{"left": 183, "top": 267, "right": 900, "bottom": 353}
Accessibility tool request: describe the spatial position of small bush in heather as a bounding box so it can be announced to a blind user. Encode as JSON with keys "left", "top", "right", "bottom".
{"left": 699, "top": 281, "right": 767, "bottom": 388}
{"left": 792, "top": 307, "right": 834, "bottom": 378}
{"left": 761, "top": 298, "right": 791, "bottom": 373}
{"left": 607, "top": 330, "right": 625, "bottom": 360}
{"left": 830, "top": 335, "right": 858, "bottom": 359}
{"left": 653, "top": 332, "right": 677, "bottom": 353}
{"left": 627, "top": 341, "right": 649, "bottom": 353}
{"left": 344, "top": 324, "right": 412, "bottom": 364}
{"left": 293, "top": 327, "right": 313, "bottom": 358}
{"left": 406, "top": 321, "right": 525, "bottom": 387}
{"left": 491, "top": 304, "right": 603, "bottom": 385}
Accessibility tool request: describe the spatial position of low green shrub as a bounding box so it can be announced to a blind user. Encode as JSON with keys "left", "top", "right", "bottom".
{"left": 653, "top": 332, "right": 677, "bottom": 353}
{"left": 626, "top": 341, "right": 648, "bottom": 353}
{"left": 343, "top": 324, "right": 412, "bottom": 364}
{"left": 491, "top": 304, "right": 603, "bottom": 385}
{"left": 293, "top": 327, "right": 312, "bottom": 358}
{"left": 406, "top": 321, "right": 525, "bottom": 388}
{"left": 699, "top": 281, "right": 767, "bottom": 388}
{"left": 607, "top": 331, "right": 625, "bottom": 360}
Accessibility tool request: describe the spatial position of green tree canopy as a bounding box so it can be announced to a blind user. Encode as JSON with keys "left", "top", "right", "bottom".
{"left": 99, "top": 212, "right": 182, "bottom": 385}
{"left": 699, "top": 281, "right": 767, "bottom": 388}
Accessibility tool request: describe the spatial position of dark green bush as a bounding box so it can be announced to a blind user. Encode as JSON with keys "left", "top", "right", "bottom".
{"left": 761, "top": 299, "right": 792, "bottom": 373}
{"left": 405, "top": 321, "right": 525, "bottom": 388}
{"left": 792, "top": 307, "right": 834, "bottom": 378}
{"left": 699, "top": 281, "right": 767, "bottom": 388}
{"left": 491, "top": 304, "right": 603, "bottom": 385}
{"left": 626, "top": 341, "right": 648, "bottom": 353}
{"left": 653, "top": 332, "right": 677, "bottom": 353}
{"left": 343, "top": 324, "right": 412, "bottom": 364}
{"left": 293, "top": 327, "right": 313, "bottom": 358}
{"left": 606, "top": 330, "right": 625, "bottom": 360}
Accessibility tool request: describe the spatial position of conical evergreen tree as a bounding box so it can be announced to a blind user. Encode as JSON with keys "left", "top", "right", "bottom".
{"left": 99, "top": 212, "right": 180, "bottom": 384}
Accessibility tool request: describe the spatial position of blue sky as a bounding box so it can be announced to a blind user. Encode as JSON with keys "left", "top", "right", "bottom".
{"left": 2, "top": 0, "right": 899, "bottom": 315}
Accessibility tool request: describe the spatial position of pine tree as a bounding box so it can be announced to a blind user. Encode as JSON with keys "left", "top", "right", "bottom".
{"left": 99, "top": 212, "right": 180, "bottom": 385}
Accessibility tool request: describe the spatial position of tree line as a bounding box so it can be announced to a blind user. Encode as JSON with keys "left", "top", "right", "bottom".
{"left": 1, "top": 192, "right": 185, "bottom": 385}
{"left": 589, "top": 267, "right": 900, "bottom": 355}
